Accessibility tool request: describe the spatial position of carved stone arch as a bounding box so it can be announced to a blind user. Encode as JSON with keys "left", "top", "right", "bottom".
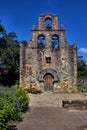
{"left": 52, "top": 34, "right": 59, "bottom": 38}
{"left": 38, "top": 69, "right": 59, "bottom": 82}
{"left": 37, "top": 34, "right": 45, "bottom": 39}
{"left": 44, "top": 14, "right": 53, "bottom": 22}
{"left": 37, "top": 34, "right": 45, "bottom": 43}
{"left": 51, "top": 34, "right": 59, "bottom": 42}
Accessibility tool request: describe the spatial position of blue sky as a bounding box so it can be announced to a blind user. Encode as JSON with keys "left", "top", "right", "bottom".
{"left": 0, "top": 0, "right": 87, "bottom": 62}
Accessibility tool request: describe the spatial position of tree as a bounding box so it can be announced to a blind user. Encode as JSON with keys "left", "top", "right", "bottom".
{"left": 0, "top": 24, "right": 20, "bottom": 86}
{"left": 0, "top": 24, "right": 6, "bottom": 36}
{"left": 78, "top": 57, "right": 87, "bottom": 77}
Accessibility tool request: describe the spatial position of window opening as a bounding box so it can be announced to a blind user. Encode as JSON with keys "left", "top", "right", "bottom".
{"left": 45, "top": 18, "right": 52, "bottom": 30}
{"left": 46, "top": 57, "right": 51, "bottom": 64}
{"left": 52, "top": 35, "right": 59, "bottom": 49}
{"left": 37, "top": 35, "right": 45, "bottom": 50}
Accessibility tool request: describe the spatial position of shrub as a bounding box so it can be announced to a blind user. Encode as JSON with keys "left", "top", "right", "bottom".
{"left": 13, "top": 85, "right": 29, "bottom": 111}
{"left": 0, "top": 85, "right": 29, "bottom": 130}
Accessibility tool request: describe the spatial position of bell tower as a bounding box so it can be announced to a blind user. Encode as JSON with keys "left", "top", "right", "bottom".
{"left": 38, "top": 14, "right": 58, "bottom": 30}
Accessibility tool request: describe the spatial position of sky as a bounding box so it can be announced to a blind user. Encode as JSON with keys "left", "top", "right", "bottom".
{"left": 0, "top": 0, "right": 87, "bottom": 62}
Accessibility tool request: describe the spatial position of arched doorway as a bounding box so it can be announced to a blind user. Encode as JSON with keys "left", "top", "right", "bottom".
{"left": 43, "top": 73, "right": 54, "bottom": 91}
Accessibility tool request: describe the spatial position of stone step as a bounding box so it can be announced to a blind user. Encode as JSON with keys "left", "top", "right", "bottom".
{"left": 28, "top": 92, "right": 87, "bottom": 108}
{"left": 62, "top": 100, "right": 87, "bottom": 110}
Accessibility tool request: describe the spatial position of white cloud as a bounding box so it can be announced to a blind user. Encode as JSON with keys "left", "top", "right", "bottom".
{"left": 79, "top": 48, "right": 87, "bottom": 53}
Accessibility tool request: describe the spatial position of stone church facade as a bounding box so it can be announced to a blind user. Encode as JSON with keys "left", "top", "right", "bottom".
{"left": 20, "top": 13, "right": 78, "bottom": 92}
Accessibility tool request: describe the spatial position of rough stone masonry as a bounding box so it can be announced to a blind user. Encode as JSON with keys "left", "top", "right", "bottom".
{"left": 20, "top": 13, "right": 78, "bottom": 92}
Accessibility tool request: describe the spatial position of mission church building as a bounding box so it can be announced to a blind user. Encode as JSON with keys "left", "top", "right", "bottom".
{"left": 20, "top": 13, "right": 78, "bottom": 92}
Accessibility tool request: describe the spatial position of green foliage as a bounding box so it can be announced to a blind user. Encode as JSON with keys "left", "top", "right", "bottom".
{"left": 0, "top": 24, "right": 6, "bottom": 36}
{"left": 1, "top": 46, "right": 19, "bottom": 70}
{"left": 78, "top": 58, "right": 87, "bottom": 77}
{"left": 21, "top": 40, "right": 28, "bottom": 45}
{"left": 0, "top": 85, "right": 29, "bottom": 130}
{"left": 7, "top": 32, "right": 18, "bottom": 41}
{"left": 0, "top": 32, "right": 19, "bottom": 71}
{"left": 13, "top": 84, "right": 29, "bottom": 111}
{"left": 0, "top": 23, "right": 20, "bottom": 86}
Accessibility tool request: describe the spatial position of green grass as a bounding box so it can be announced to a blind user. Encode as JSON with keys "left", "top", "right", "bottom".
{"left": 78, "top": 85, "right": 87, "bottom": 92}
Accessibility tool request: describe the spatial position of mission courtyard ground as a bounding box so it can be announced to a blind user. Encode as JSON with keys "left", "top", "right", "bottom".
{"left": 17, "top": 92, "right": 87, "bottom": 130}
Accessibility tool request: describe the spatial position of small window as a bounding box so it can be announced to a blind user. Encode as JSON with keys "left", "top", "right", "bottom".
{"left": 46, "top": 57, "right": 51, "bottom": 64}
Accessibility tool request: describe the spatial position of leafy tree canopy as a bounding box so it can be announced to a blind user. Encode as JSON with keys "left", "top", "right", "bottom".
{"left": 78, "top": 57, "right": 87, "bottom": 77}
{"left": 0, "top": 24, "right": 6, "bottom": 36}
{"left": 0, "top": 23, "right": 20, "bottom": 86}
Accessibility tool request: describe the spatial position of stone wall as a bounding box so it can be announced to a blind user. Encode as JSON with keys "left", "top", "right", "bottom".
{"left": 69, "top": 44, "right": 78, "bottom": 87}
{"left": 20, "top": 13, "right": 78, "bottom": 92}
{"left": 20, "top": 43, "right": 26, "bottom": 88}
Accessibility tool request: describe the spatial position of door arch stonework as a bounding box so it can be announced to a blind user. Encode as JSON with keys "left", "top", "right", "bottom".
{"left": 38, "top": 69, "right": 59, "bottom": 91}
{"left": 38, "top": 69, "right": 59, "bottom": 82}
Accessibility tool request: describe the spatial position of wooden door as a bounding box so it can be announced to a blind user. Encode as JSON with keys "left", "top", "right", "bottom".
{"left": 44, "top": 74, "right": 54, "bottom": 91}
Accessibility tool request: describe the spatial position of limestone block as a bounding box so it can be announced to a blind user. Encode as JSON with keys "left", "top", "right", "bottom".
{"left": 31, "top": 83, "right": 41, "bottom": 94}
{"left": 58, "top": 81, "right": 78, "bottom": 92}
{"left": 31, "top": 78, "right": 36, "bottom": 83}
{"left": 25, "top": 82, "right": 30, "bottom": 89}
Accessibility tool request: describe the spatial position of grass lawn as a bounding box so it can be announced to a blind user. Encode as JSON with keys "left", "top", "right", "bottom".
{"left": 78, "top": 85, "right": 87, "bottom": 92}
